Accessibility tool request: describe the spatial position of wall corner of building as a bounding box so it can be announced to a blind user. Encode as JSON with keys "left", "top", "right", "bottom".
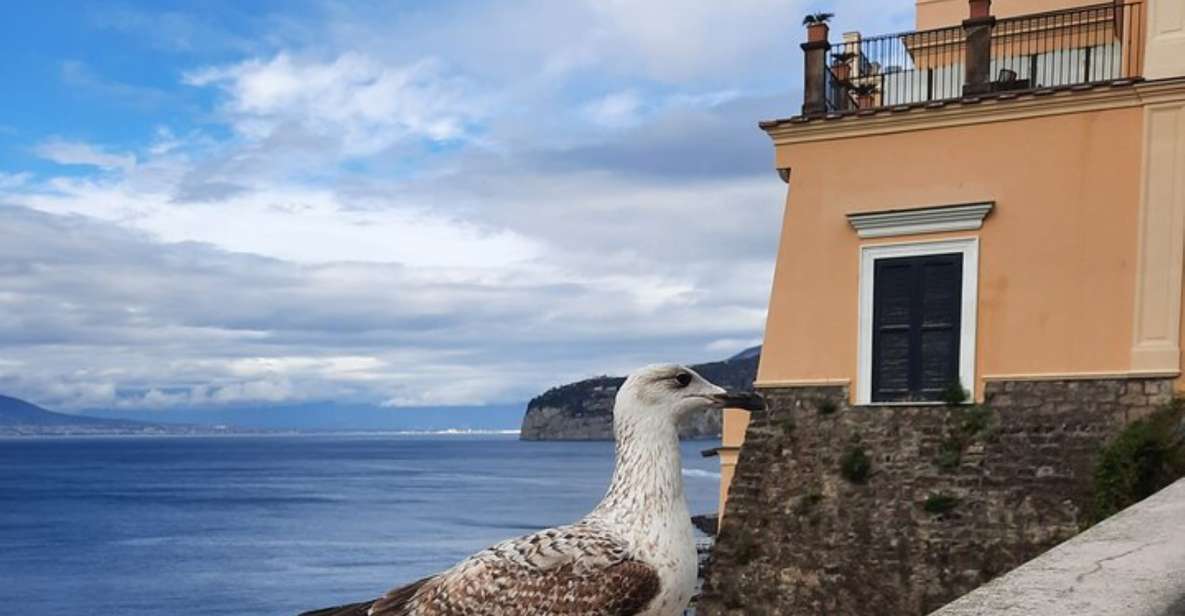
{"left": 1143, "top": 0, "right": 1185, "bottom": 80}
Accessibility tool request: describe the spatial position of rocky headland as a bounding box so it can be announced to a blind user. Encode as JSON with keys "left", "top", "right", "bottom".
{"left": 519, "top": 347, "right": 759, "bottom": 440}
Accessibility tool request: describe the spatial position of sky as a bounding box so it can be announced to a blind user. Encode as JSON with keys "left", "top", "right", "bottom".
{"left": 0, "top": 1, "right": 912, "bottom": 414}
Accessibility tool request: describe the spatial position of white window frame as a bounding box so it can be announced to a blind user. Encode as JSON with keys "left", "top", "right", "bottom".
{"left": 856, "top": 237, "right": 979, "bottom": 405}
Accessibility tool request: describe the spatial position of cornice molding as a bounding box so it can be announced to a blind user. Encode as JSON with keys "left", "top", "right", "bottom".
{"left": 763, "top": 78, "right": 1185, "bottom": 146}
{"left": 847, "top": 202, "right": 994, "bottom": 238}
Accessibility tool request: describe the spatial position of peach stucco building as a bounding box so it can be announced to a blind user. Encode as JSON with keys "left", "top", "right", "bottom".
{"left": 717, "top": 0, "right": 1185, "bottom": 518}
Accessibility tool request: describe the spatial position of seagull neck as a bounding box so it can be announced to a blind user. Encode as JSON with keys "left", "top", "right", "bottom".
{"left": 594, "top": 413, "right": 686, "bottom": 523}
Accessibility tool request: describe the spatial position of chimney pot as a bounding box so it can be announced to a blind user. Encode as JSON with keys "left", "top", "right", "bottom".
{"left": 806, "top": 22, "right": 830, "bottom": 43}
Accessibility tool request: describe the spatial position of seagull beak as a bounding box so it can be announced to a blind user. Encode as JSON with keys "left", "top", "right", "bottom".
{"left": 711, "top": 391, "right": 765, "bottom": 411}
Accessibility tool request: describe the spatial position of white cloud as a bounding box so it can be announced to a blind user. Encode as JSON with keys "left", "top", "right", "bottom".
{"left": 226, "top": 356, "right": 386, "bottom": 382}
{"left": 186, "top": 52, "right": 482, "bottom": 155}
{"left": 115, "top": 381, "right": 294, "bottom": 409}
{"left": 59, "top": 60, "right": 172, "bottom": 108}
{"left": 1, "top": 80, "right": 785, "bottom": 411}
{"left": 209, "top": 379, "right": 293, "bottom": 403}
{"left": 0, "top": 173, "right": 31, "bottom": 189}
{"left": 705, "top": 337, "right": 764, "bottom": 354}
{"left": 585, "top": 0, "right": 914, "bottom": 83}
{"left": 583, "top": 90, "right": 643, "bottom": 128}
{"left": 11, "top": 171, "right": 541, "bottom": 268}
{"left": 587, "top": 0, "right": 794, "bottom": 81}
{"left": 0, "top": 203, "right": 774, "bottom": 410}
{"left": 3, "top": 1, "right": 918, "bottom": 411}
{"left": 34, "top": 138, "right": 137, "bottom": 172}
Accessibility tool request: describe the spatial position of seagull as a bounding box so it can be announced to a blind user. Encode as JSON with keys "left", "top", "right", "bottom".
{"left": 301, "top": 364, "right": 763, "bottom": 616}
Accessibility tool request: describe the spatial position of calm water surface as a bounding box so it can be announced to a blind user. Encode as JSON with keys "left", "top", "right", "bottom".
{"left": 0, "top": 434, "right": 721, "bottom": 615}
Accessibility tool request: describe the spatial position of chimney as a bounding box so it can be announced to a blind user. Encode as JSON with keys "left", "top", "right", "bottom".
{"left": 962, "top": 0, "right": 996, "bottom": 96}
{"left": 801, "top": 20, "right": 832, "bottom": 116}
{"left": 969, "top": 0, "right": 992, "bottom": 19}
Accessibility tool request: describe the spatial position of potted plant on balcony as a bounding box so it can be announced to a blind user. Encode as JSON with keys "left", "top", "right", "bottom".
{"left": 802, "top": 12, "right": 834, "bottom": 43}
{"left": 831, "top": 51, "right": 857, "bottom": 82}
{"left": 849, "top": 82, "right": 879, "bottom": 109}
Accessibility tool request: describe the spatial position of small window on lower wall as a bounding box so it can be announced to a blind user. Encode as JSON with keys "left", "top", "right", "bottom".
{"left": 858, "top": 239, "right": 978, "bottom": 405}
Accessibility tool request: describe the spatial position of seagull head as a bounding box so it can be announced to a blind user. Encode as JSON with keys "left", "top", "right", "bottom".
{"left": 614, "top": 364, "right": 764, "bottom": 426}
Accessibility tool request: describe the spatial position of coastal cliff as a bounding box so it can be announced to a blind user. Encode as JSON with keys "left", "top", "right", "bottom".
{"left": 519, "top": 347, "right": 759, "bottom": 441}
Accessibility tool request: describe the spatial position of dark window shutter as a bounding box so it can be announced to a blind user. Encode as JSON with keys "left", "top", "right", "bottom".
{"left": 871, "top": 253, "right": 963, "bottom": 402}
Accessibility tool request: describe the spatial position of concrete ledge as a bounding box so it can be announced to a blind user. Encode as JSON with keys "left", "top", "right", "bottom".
{"left": 929, "top": 478, "right": 1185, "bottom": 616}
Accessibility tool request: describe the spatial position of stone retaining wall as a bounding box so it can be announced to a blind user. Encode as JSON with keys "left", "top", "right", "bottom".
{"left": 697, "top": 377, "right": 1174, "bottom": 616}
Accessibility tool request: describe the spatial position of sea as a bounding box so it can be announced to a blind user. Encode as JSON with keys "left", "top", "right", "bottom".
{"left": 0, "top": 433, "right": 723, "bottom": 615}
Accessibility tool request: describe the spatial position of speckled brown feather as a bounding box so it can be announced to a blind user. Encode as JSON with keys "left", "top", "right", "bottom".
{"left": 365, "top": 522, "right": 661, "bottom": 615}
{"left": 299, "top": 600, "right": 372, "bottom": 616}
{"left": 299, "top": 578, "right": 431, "bottom": 616}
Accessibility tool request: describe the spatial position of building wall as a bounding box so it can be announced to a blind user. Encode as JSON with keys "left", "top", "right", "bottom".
{"left": 698, "top": 377, "right": 1174, "bottom": 616}
{"left": 757, "top": 106, "right": 1145, "bottom": 400}
{"left": 711, "top": 5, "right": 1185, "bottom": 613}
{"left": 717, "top": 408, "right": 752, "bottom": 519}
{"left": 1143, "top": 0, "right": 1185, "bottom": 79}
{"left": 916, "top": 0, "right": 1110, "bottom": 30}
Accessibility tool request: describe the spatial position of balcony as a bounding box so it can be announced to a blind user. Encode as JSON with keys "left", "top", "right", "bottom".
{"left": 802, "top": 1, "right": 1144, "bottom": 119}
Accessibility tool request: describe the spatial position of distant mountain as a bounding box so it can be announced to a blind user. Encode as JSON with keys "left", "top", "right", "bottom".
{"left": 1, "top": 392, "right": 525, "bottom": 436}
{"left": 0, "top": 394, "right": 232, "bottom": 436}
{"left": 520, "top": 346, "right": 761, "bottom": 441}
{"left": 728, "top": 345, "right": 762, "bottom": 361}
{"left": 88, "top": 402, "right": 526, "bottom": 432}
{"left": 0, "top": 394, "right": 135, "bottom": 428}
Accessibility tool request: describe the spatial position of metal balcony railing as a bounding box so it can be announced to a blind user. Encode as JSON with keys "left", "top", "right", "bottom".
{"left": 815, "top": 1, "right": 1144, "bottom": 115}
{"left": 824, "top": 65, "right": 859, "bottom": 112}
{"left": 827, "top": 25, "right": 965, "bottom": 110}
{"left": 990, "top": 2, "right": 1144, "bottom": 93}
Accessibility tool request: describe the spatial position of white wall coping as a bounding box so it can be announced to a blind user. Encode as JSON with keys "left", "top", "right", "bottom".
{"left": 847, "top": 202, "right": 994, "bottom": 238}
{"left": 929, "top": 478, "right": 1185, "bottom": 616}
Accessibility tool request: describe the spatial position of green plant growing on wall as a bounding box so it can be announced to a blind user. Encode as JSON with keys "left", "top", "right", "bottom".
{"left": 818, "top": 399, "right": 838, "bottom": 416}
{"left": 780, "top": 415, "right": 796, "bottom": 434}
{"left": 935, "top": 439, "right": 963, "bottom": 471}
{"left": 933, "top": 404, "right": 995, "bottom": 471}
{"left": 942, "top": 381, "right": 971, "bottom": 405}
{"left": 840, "top": 446, "right": 872, "bottom": 484}
{"left": 793, "top": 489, "right": 825, "bottom": 526}
{"left": 1090, "top": 399, "right": 1185, "bottom": 524}
{"left": 960, "top": 404, "right": 994, "bottom": 438}
{"left": 923, "top": 493, "right": 961, "bottom": 515}
{"left": 729, "top": 527, "right": 759, "bottom": 565}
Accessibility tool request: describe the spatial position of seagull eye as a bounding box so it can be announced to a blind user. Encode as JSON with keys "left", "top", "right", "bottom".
{"left": 674, "top": 372, "right": 692, "bottom": 388}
